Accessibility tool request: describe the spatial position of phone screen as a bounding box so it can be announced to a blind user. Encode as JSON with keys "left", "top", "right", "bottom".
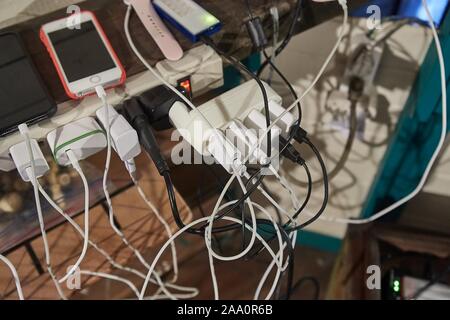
{"left": 0, "top": 33, "right": 55, "bottom": 136}
{"left": 47, "top": 21, "right": 117, "bottom": 82}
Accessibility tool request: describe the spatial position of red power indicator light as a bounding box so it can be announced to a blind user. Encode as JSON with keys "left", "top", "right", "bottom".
{"left": 180, "top": 79, "right": 191, "bottom": 93}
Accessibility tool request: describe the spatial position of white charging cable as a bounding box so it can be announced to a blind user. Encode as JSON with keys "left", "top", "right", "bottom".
{"left": 0, "top": 254, "right": 24, "bottom": 300}
{"left": 17, "top": 124, "right": 67, "bottom": 299}
{"left": 205, "top": 201, "right": 286, "bottom": 300}
{"left": 95, "top": 86, "right": 188, "bottom": 300}
{"left": 36, "top": 181, "right": 198, "bottom": 299}
{"left": 57, "top": 149, "right": 90, "bottom": 285}
{"left": 270, "top": 0, "right": 447, "bottom": 226}
{"left": 140, "top": 213, "right": 283, "bottom": 300}
{"left": 248, "top": 0, "right": 446, "bottom": 228}
{"left": 202, "top": 0, "right": 349, "bottom": 245}
{"left": 330, "top": 0, "right": 447, "bottom": 224}
{"left": 79, "top": 270, "right": 140, "bottom": 298}
{"left": 131, "top": 177, "right": 180, "bottom": 283}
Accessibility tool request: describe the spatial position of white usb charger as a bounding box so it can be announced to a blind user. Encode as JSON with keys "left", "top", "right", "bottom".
{"left": 9, "top": 137, "right": 49, "bottom": 181}
{"left": 46, "top": 117, "right": 107, "bottom": 166}
{"left": 207, "top": 129, "right": 245, "bottom": 176}
{"left": 267, "top": 101, "right": 296, "bottom": 137}
{"left": 96, "top": 104, "right": 141, "bottom": 174}
{"left": 244, "top": 109, "right": 282, "bottom": 153}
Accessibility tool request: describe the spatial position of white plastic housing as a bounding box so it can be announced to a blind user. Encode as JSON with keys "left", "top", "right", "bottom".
{"left": 9, "top": 139, "right": 49, "bottom": 181}
{"left": 244, "top": 109, "right": 282, "bottom": 153}
{"left": 268, "top": 101, "right": 296, "bottom": 136}
{"left": 168, "top": 80, "right": 282, "bottom": 156}
{"left": 96, "top": 105, "right": 141, "bottom": 162}
{"left": 156, "top": 44, "right": 223, "bottom": 96}
{"left": 47, "top": 117, "right": 107, "bottom": 166}
{"left": 227, "top": 120, "right": 266, "bottom": 164}
{"left": 207, "top": 129, "right": 244, "bottom": 175}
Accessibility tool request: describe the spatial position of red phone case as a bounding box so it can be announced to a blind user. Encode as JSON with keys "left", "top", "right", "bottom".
{"left": 40, "top": 10, "right": 126, "bottom": 100}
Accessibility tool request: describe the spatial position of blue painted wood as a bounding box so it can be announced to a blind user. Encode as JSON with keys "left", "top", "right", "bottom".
{"left": 361, "top": 11, "right": 450, "bottom": 219}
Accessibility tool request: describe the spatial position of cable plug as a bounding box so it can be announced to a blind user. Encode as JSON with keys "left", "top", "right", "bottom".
{"left": 267, "top": 101, "right": 296, "bottom": 137}
{"left": 123, "top": 98, "right": 169, "bottom": 176}
{"left": 227, "top": 120, "right": 269, "bottom": 166}
{"left": 348, "top": 76, "right": 365, "bottom": 102}
{"left": 279, "top": 136, "right": 305, "bottom": 165}
{"left": 338, "top": 0, "right": 348, "bottom": 9}
{"left": 207, "top": 129, "right": 246, "bottom": 176}
{"left": 244, "top": 109, "right": 282, "bottom": 155}
{"left": 291, "top": 126, "right": 308, "bottom": 145}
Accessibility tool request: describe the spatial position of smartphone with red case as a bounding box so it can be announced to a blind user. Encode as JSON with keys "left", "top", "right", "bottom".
{"left": 40, "top": 11, "right": 126, "bottom": 100}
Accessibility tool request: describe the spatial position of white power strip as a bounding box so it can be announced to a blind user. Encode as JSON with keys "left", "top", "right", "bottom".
{"left": 168, "top": 79, "right": 282, "bottom": 156}
{"left": 156, "top": 44, "right": 223, "bottom": 96}
{"left": 0, "top": 44, "right": 225, "bottom": 156}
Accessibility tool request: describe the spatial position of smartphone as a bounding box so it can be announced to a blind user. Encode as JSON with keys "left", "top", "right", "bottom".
{"left": 40, "top": 11, "right": 126, "bottom": 99}
{"left": 0, "top": 32, "right": 56, "bottom": 137}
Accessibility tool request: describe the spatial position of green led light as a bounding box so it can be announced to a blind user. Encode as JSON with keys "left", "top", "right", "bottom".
{"left": 394, "top": 280, "right": 400, "bottom": 287}
{"left": 204, "top": 14, "right": 217, "bottom": 24}
{"left": 393, "top": 286, "right": 400, "bottom": 293}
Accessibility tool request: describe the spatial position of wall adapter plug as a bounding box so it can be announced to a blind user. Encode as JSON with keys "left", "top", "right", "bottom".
{"left": 9, "top": 139, "right": 49, "bottom": 181}
{"left": 96, "top": 105, "right": 141, "bottom": 163}
{"left": 267, "top": 101, "right": 296, "bottom": 137}
{"left": 207, "top": 129, "right": 245, "bottom": 176}
{"left": 227, "top": 120, "right": 267, "bottom": 165}
{"left": 47, "top": 117, "right": 107, "bottom": 166}
{"left": 244, "top": 109, "right": 282, "bottom": 153}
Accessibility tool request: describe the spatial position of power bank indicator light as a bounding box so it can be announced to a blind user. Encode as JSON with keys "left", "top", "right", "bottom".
{"left": 204, "top": 14, "right": 219, "bottom": 25}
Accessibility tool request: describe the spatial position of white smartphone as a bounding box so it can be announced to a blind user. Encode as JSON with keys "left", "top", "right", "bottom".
{"left": 40, "top": 11, "right": 126, "bottom": 100}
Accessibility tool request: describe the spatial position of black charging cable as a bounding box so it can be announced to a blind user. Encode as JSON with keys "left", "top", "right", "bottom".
{"left": 256, "top": 0, "right": 303, "bottom": 78}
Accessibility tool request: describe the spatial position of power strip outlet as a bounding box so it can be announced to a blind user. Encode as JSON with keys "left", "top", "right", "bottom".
{"left": 156, "top": 44, "right": 223, "bottom": 97}
{"left": 168, "top": 79, "right": 282, "bottom": 156}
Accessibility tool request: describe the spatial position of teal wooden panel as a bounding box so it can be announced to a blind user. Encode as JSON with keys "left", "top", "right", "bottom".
{"left": 361, "top": 11, "right": 450, "bottom": 219}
